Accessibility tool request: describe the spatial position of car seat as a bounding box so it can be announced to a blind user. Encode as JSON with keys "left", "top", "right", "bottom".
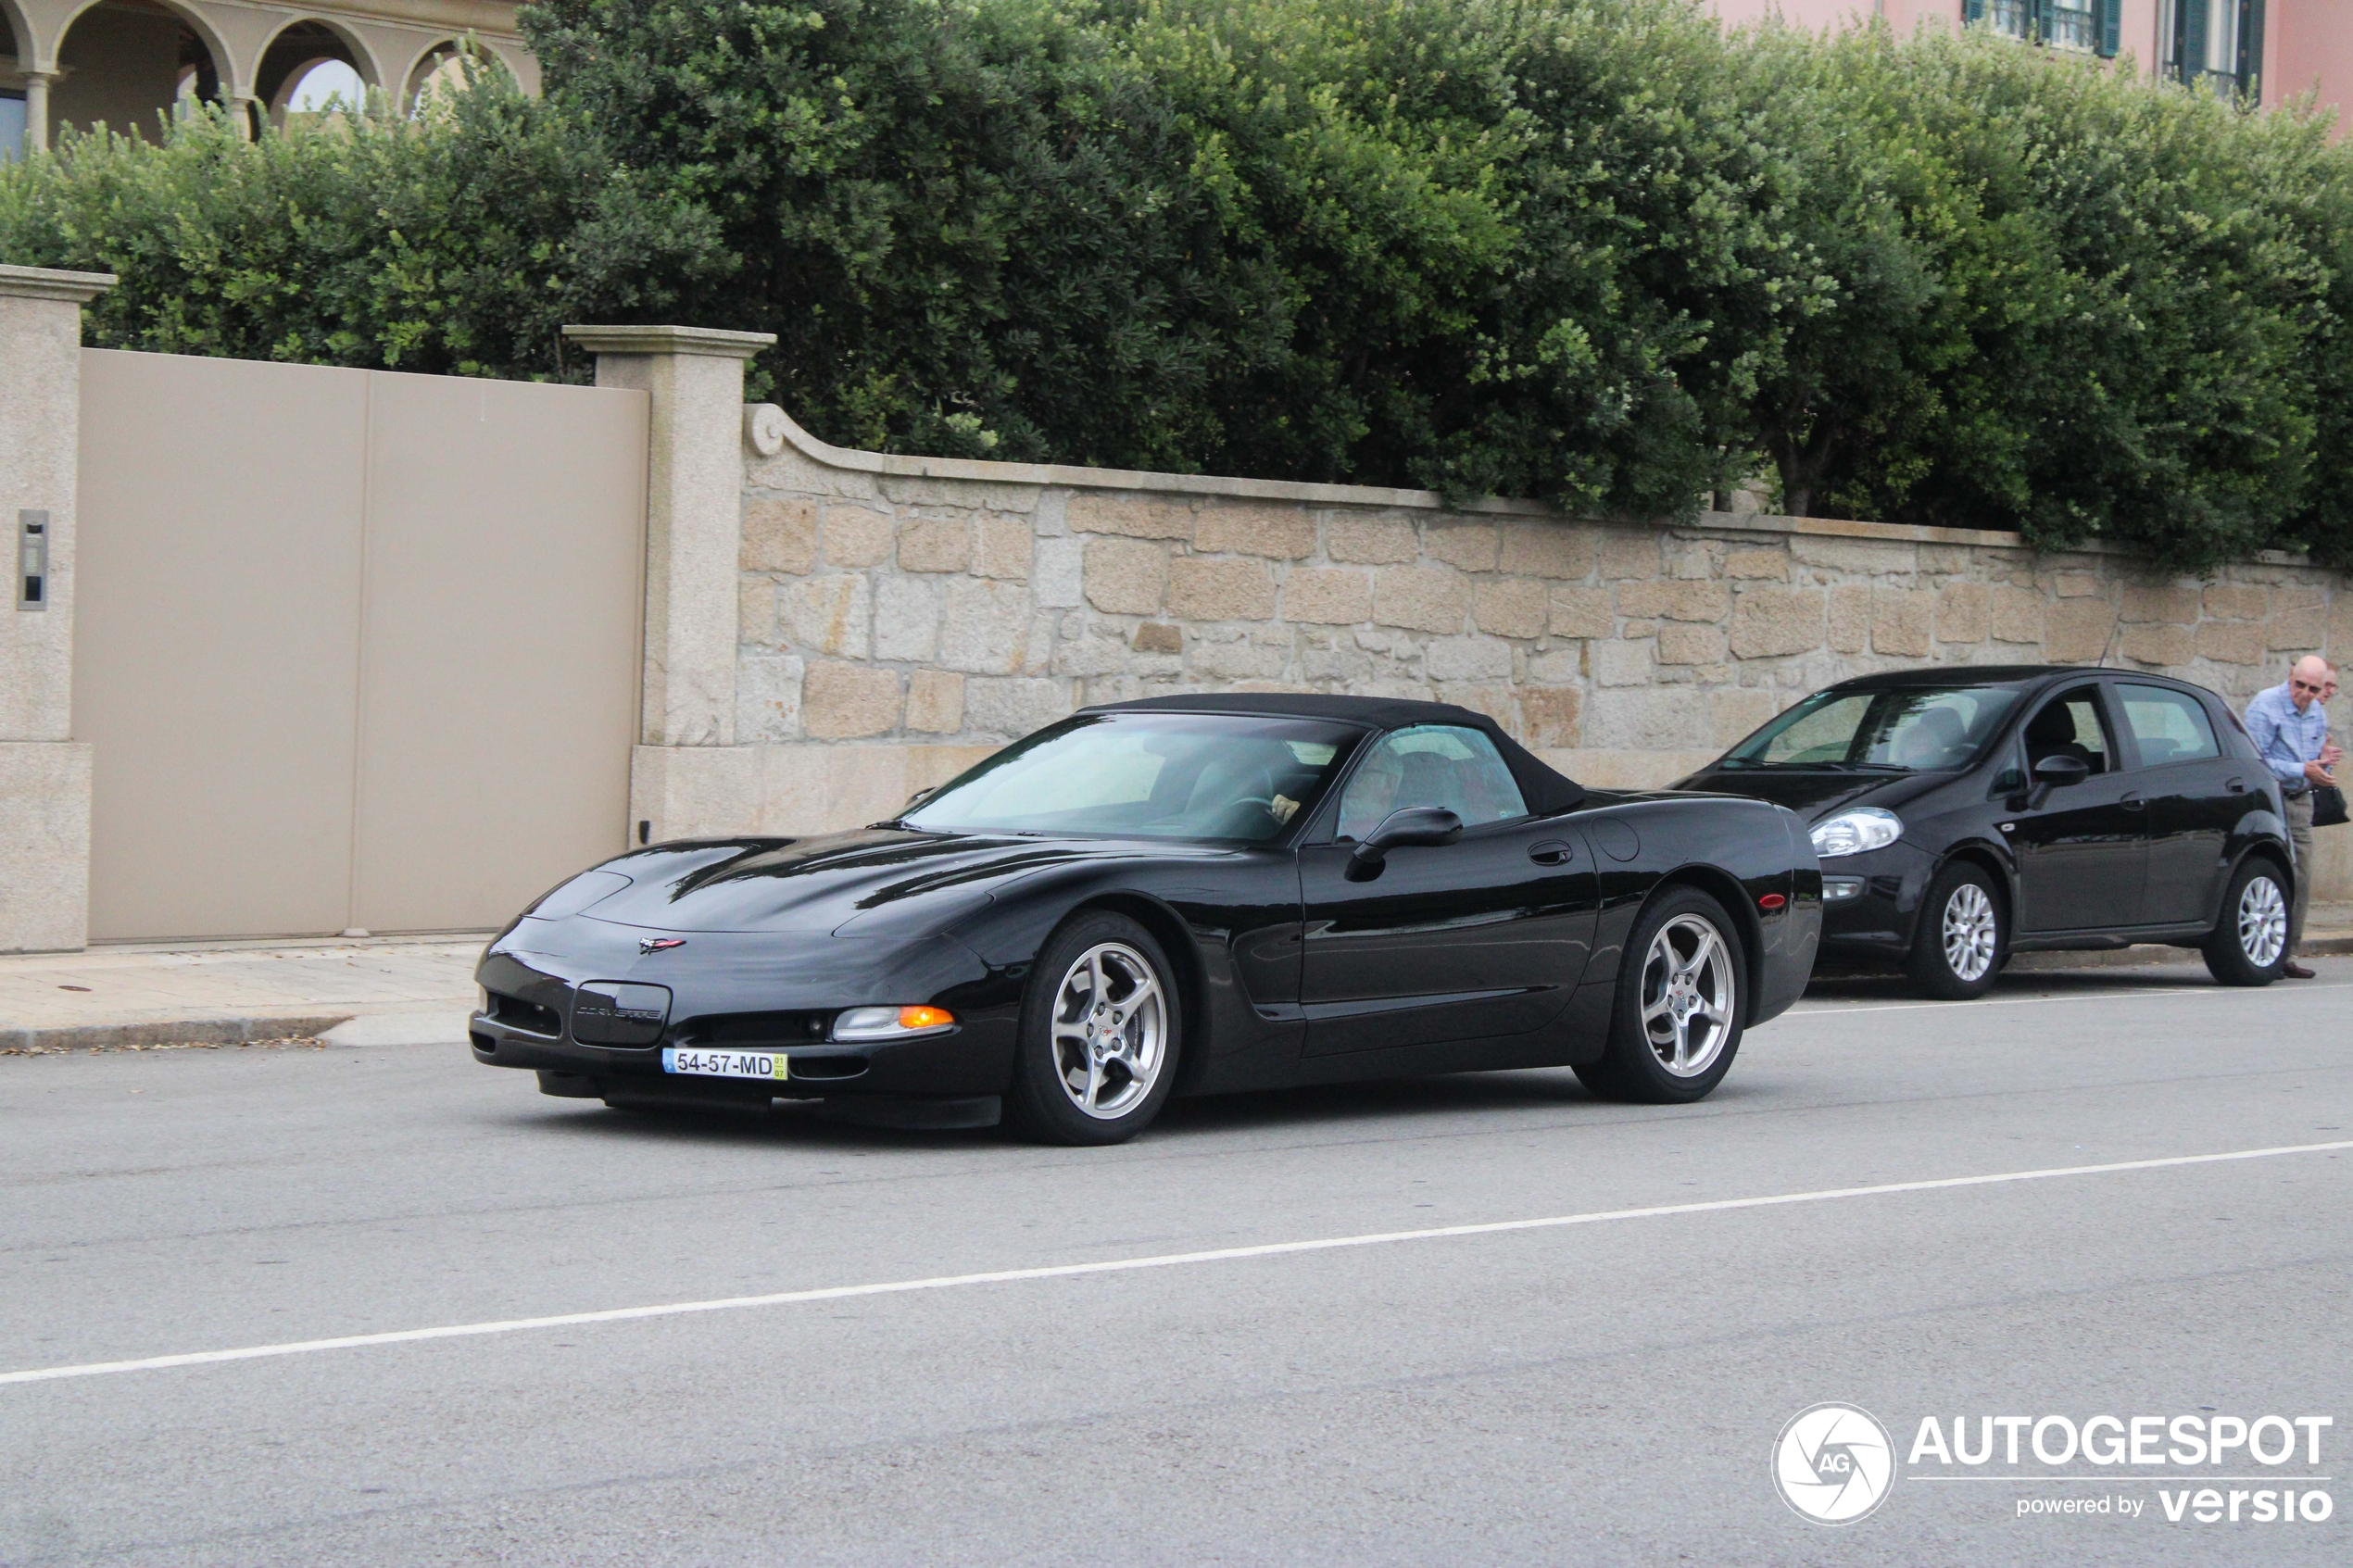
{"left": 1892, "top": 706, "right": 1969, "bottom": 769}
{"left": 1394, "top": 749, "right": 1464, "bottom": 818}
{"left": 2024, "top": 701, "right": 2100, "bottom": 772}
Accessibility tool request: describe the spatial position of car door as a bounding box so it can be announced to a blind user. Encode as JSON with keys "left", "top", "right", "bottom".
{"left": 2006, "top": 683, "right": 2149, "bottom": 933}
{"left": 1297, "top": 724, "right": 1599, "bottom": 1056}
{"left": 2112, "top": 682, "right": 2239, "bottom": 927}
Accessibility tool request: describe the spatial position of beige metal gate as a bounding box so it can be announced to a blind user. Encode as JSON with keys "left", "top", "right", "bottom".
{"left": 72, "top": 351, "right": 649, "bottom": 941}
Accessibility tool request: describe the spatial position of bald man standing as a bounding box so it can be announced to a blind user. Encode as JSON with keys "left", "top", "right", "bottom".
{"left": 2244, "top": 655, "right": 2343, "bottom": 977}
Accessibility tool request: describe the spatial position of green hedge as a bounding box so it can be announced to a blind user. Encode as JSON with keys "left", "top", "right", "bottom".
{"left": 4, "top": 2, "right": 2348, "bottom": 571}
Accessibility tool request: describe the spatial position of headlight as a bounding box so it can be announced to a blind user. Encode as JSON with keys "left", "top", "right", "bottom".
{"left": 1810, "top": 808, "right": 1903, "bottom": 859}
{"left": 832, "top": 1005, "right": 958, "bottom": 1041}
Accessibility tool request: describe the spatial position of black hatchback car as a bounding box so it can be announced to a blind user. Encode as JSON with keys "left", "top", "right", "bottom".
{"left": 1678, "top": 666, "right": 2296, "bottom": 997}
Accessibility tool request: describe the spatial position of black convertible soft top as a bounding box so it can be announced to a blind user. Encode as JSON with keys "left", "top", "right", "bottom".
{"left": 1086, "top": 693, "right": 1587, "bottom": 815}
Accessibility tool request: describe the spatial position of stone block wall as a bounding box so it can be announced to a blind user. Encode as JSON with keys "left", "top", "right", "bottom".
{"left": 639, "top": 402, "right": 2352, "bottom": 897}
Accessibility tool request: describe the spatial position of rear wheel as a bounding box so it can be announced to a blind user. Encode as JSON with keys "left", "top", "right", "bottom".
{"left": 1003, "top": 912, "right": 1183, "bottom": 1146}
{"left": 2202, "top": 858, "right": 2288, "bottom": 987}
{"left": 1906, "top": 862, "right": 2006, "bottom": 1000}
{"left": 1576, "top": 886, "right": 1745, "bottom": 1104}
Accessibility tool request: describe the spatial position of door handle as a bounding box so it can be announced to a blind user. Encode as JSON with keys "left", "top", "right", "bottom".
{"left": 1528, "top": 840, "right": 1575, "bottom": 866}
{"left": 2120, "top": 793, "right": 2144, "bottom": 811}
{"left": 2226, "top": 776, "right": 2246, "bottom": 794}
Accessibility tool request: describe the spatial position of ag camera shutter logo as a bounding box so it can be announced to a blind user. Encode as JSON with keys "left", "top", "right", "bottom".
{"left": 1774, "top": 1403, "right": 1895, "bottom": 1524}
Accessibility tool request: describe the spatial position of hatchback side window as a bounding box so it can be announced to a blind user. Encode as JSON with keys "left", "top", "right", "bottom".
{"left": 1337, "top": 725, "right": 1529, "bottom": 840}
{"left": 2021, "top": 688, "right": 2110, "bottom": 775}
{"left": 2116, "top": 684, "right": 2221, "bottom": 767}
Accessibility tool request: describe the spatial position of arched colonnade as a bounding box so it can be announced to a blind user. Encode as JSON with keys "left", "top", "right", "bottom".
{"left": 2, "top": 0, "right": 536, "bottom": 152}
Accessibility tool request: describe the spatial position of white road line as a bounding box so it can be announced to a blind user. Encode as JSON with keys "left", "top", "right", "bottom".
{"left": 6, "top": 1139, "right": 2349, "bottom": 1389}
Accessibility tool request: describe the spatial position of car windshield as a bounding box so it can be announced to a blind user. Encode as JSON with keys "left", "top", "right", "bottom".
{"left": 1723, "top": 685, "right": 2021, "bottom": 771}
{"left": 900, "top": 712, "right": 1363, "bottom": 843}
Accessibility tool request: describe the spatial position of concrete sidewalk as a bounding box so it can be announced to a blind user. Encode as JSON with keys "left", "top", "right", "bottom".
{"left": 0, "top": 935, "right": 485, "bottom": 1053}
{"left": 8, "top": 902, "right": 2353, "bottom": 1056}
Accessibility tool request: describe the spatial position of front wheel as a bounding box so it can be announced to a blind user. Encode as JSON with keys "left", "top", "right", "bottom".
{"left": 1906, "top": 862, "right": 2006, "bottom": 1000}
{"left": 2202, "top": 858, "right": 2289, "bottom": 987}
{"left": 1003, "top": 912, "right": 1184, "bottom": 1146}
{"left": 1576, "top": 886, "right": 1745, "bottom": 1104}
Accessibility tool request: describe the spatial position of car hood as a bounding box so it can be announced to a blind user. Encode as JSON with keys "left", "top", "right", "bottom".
{"left": 560, "top": 828, "right": 1203, "bottom": 935}
{"left": 1671, "top": 767, "right": 1952, "bottom": 820}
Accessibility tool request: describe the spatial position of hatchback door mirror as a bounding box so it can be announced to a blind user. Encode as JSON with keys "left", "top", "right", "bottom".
{"left": 1346, "top": 807, "right": 1465, "bottom": 881}
{"left": 2027, "top": 753, "right": 2089, "bottom": 809}
{"left": 2032, "top": 754, "right": 2090, "bottom": 787}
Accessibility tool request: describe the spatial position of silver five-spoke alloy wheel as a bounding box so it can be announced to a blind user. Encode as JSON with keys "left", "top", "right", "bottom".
{"left": 1941, "top": 883, "right": 1999, "bottom": 983}
{"left": 1049, "top": 942, "right": 1168, "bottom": 1119}
{"left": 1639, "top": 913, "right": 1737, "bottom": 1078}
{"left": 2237, "top": 873, "right": 2287, "bottom": 968}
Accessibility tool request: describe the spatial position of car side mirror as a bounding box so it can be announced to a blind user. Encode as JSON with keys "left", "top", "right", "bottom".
{"left": 2027, "top": 753, "right": 2089, "bottom": 809}
{"left": 1346, "top": 807, "right": 1464, "bottom": 881}
{"left": 2032, "top": 755, "right": 2090, "bottom": 787}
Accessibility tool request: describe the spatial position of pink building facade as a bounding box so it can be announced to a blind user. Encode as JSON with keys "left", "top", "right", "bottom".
{"left": 1710, "top": 3, "right": 2350, "bottom": 120}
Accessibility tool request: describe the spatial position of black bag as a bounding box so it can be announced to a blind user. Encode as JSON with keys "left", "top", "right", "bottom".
{"left": 2315, "top": 784, "right": 2348, "bottom": 829}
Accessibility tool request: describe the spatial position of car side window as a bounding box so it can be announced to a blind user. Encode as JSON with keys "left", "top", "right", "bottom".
{"left": 2116, "top": 684, "right": 2221, "bottom": 767}
{"left": 2021, "top": 687, "right": 2110, "bottom": 775}
{"left": 1337, "top": 725, "right": 1529, "bottom": 840}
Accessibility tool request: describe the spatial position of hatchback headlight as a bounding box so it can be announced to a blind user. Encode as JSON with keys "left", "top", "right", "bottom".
{"left": 1810, "top": 808, "right": 1903, "bottom": 859}
{"left": 832, "top": 1005, "right": 958, "bottom": 1041}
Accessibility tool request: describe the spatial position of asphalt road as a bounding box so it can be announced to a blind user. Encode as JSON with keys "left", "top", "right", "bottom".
{"left": 5, "top": 960, "right": 2350, "bottom": 1567}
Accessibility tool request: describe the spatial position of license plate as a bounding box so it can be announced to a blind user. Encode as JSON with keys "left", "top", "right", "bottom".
{"left": 661, "top": 1047, "right": 789, "bottom": 1081}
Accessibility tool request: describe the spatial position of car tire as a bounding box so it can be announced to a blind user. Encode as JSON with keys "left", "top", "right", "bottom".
{"left": 1003, "top": 911, "right": 1185, "bottom": 1146}
{"left": 1906, "top": 862, "right": 2006, "bottom": 1001}
{"left": 2202, "top": 857, "right": 2290, "bottom": 987}
{"left": 1575, "top": 886, "right": 1745, "bottom": 1105}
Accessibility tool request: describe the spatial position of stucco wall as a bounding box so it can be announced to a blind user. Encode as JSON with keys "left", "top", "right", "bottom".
{"left": 613, "top": 402, "right": 2353, "bottom": 906}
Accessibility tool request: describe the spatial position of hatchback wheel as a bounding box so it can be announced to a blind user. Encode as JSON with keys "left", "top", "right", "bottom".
{"left": 2202, "top": 858, "right": 2289, "bottom": 987}
{"left": 1906, "top": 863, "right": 2005, "bottom": 1000}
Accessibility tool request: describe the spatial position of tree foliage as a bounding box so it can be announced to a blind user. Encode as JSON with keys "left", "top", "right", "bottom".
{"left": 3, "top": 2, "right": 2349, "bottom": 569}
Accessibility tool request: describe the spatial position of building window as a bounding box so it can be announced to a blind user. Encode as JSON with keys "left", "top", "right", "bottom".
{"left": 1, "top": 90, "right": 26, "bottom": 162}
{"left": 1967, "top": 2, "right": 2120, "bottom": 59}
{"left": 2046, "top": 0, "right": 2099, "bottom": 51}
{"left": 2169, "top": 0, "right": 2266, "bottom": 103}
{"left": 1985, "top": 0, "right": 2033, "bottom": 40}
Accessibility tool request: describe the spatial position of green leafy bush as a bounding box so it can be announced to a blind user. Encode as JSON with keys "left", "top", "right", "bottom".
{"left": 3, "top": 2, "right": 2349, "bottom": 568}
{"left": 0, "top": 69, "right": 721, "bottom": 378}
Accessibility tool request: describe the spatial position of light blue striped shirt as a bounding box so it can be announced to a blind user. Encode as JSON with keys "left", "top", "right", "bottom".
{"left": 2243, "top": 682, "right": 2328, "bottom": 792}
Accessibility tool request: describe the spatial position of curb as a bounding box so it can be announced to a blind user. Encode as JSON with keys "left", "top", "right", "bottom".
{"left": 5, "top": 935, "right": 2347, "bottom": 1055}
{"left": 2007, "top": 933, "right": 2353, "bottom": 972}
{"left": 2, "top": 1014, "right": 354, "bottom": 1055}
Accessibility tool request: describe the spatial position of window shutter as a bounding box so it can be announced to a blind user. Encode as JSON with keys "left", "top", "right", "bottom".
{"left": 2099, "top": 0, "right": 2121, "bottom": 56}
{"left": 2239, "top": 0, "right": 2266, "bottom": 101}
{"left": 2182, "top": 0, "right": 2209, "bottom": 79}
{"left": 1964, "top": 0, "right": 1984, "bottom": 22}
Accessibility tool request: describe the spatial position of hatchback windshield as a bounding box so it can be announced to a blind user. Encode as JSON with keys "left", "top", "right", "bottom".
{"left": 900, "top": 713, "right": 1362, "bottom": 842}
{"left": 1724, "top": 685, "right": 2020, "bottom": 771}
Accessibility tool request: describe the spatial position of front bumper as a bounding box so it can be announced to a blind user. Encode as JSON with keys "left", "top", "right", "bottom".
{"left": 469, "top": 920, "right": 1020, "bottom": 1100}
{"left": 1812, "top": 842, "right": 1938, "bottom": 965}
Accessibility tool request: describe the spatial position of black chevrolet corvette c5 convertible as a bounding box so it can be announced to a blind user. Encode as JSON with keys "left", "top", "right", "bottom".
{"left": 1677, "top": 667, "right": 2297, "bottom": 999}
{"left": 472, "top": 695, "right": 1822, "bottom": 1145}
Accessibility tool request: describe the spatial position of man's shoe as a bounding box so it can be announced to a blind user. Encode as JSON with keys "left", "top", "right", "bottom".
{"left": 2283, "top": 961, "right": 2317, "bottom": 979}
